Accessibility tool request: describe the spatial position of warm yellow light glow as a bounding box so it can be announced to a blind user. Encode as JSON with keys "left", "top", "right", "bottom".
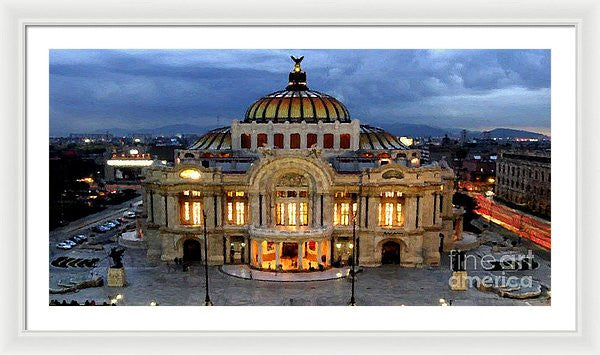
{"left": 399, "top": 136, "right": 414, "bottom": 147}
{"left": 488, "top": 178, "right": 496, "bottom": 183}
{"left": 129, "top": 149, "right": 139, "bottom": 155}
{"left": 333, "top": 203, "right": 339, "bottom": 225}
{"left": 235, "top": 191, "right": 245, "bottom": 197}
{"left": 192, "top": 202, "right": 202, "bottom": 225}
{"left": 227, "top": 202, "right": 233, "bottom": 222}
{"left": 287, "top": 202, "right": 297, "bottom": 225}
{"left": 179, "top": 169, "right": 201, "bottom": 180}
{"left": 116, "top": 294, "right": 123, "bottom": 300}
{"left": 77, "top": 177, "right": 94, "bottom": 184}
{"left": 299, "top": 202, "right": 308, "bottom": 226}
{"left": 134, "top": 138, "right": 141, "bottom": 143}
{"left": 276, "top": 203, "right": 284, "bottom": 225}
{"left": 385, "top": 203, "right": 394, "bottom": 226}
{"left": 235, "top": 201, "right": 245, "bottom": 225}
{"left": 83, "top": 138, "right": 91, "bottom": 143}
{"left": 110, "top": 298, "right": 117, "bottom": 305}
{"left": 411, "top": 158, "right": 420, "bottom": 166}
{"left": 348, "top": 243, "right": 354, "bottom": 249}
{"left": 341, "top": 203, "right": 350, "bottom": 225}
{"left": 335, "top": 243, "right": 342, "bottom": 249}
{"left": 184, "top": 202, "right": 190, "bottom": 221}
{"left": 396, "top": 203, "right": 402, "bottom": 224}
{"left": 149, "top": 301, "right": 157, "bottom": 306}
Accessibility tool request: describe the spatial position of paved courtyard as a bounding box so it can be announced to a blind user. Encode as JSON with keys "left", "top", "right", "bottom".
{"left": 49, "top": 230, "right": 551, "bottom": 306}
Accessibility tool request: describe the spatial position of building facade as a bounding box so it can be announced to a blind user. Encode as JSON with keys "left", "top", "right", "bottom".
{"left": 495, "top": 150, "right": 551, "bottom": 217}
{"left": 141, "top": 57, "right": 463, "bottom": 271}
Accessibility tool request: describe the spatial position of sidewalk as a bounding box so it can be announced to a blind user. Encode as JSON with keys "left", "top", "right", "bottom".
{"left": 220, "top": 265, "right": 350, "bottom": 282}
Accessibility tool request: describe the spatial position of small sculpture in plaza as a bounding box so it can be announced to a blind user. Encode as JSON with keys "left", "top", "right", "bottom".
{"left": 108, "top": 247, "right": 125, "bottom": 269}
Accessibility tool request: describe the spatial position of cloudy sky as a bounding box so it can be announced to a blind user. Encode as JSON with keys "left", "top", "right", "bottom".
{"left": 50, "top": 49, "right": 550, "bottom": 136}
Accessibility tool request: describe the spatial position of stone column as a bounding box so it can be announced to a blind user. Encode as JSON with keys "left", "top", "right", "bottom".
{"left": 322, "top": 193, "right": 333, "bottom": 226}
{"left": 249, "top": 193, "right": 260, "bottom": 227}
{"left": 257, "top": 240, "right": 263, "bottom": 267}
{"left": 317, "top": 241, "right": 322, "bottom": 265}
{"left": 360, "top": 195, "right": 367, "bottom": 228}
{"left": 405, "top": 195, "right": 416, "bottom": 231}
{"left": 367, "top": 193, "right": 379, "bottom": 229}
{"left": 284, "top": 133, "right": 290, "bottom": 149}
{"left": 203, "top": 195, "right": 215, "bottom": 229}
{"left": 275, "top": 241, "right": 281, "bottom": 269}
{"left": 298, "top": 241, "right": 304, "bottom": 270}
{"left": 224, "top": 235, "right": 230, "bottom": 264}
{"left": 166, "top": 193, "right": 178, "bottom": 228}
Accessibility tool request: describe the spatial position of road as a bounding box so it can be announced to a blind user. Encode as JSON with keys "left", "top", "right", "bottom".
{"left": 49, "top": 197, "right": 142, "bottom": 259}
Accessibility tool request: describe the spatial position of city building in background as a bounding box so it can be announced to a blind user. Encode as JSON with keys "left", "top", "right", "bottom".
{"left": 495, "top": 150, "right": 551, "bottom": 218}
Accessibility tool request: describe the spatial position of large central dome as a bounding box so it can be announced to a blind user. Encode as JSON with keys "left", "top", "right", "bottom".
{"left": 244, "top": 56, "right": 350, "bottom": 123}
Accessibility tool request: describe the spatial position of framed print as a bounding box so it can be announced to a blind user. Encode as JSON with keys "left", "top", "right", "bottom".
{"left": 1, "top": 0, "right": 599, "bottom": 354}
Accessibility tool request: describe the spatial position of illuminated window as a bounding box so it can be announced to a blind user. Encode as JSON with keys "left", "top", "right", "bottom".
{"left": 227, "top": 202, "right": 233, "bottom": 222}
{"left": 180, "top": 190, "right": 203, "bottom": 226}
{"left": 334, "top": 193, "right": 358, "bottom": 226}
{"left": 378, "top": 192, "right": 405, "bottom": 227}
{"left": 340, "top": 203, "right": 350, "bottom": 225}
{"left": 384, "top": 203, "right": 394, "bottom": 226}
{"left": 334, "top": 203, "right": 339, "bottom": 225}
{"left": 226, "top": 191, "right": 247, "bottom": 225}
{"left": 276, "top": 203, "right": 285, "bottom": 225}
{"left": 299, "top": 203, "right": 308, "bottom": 226}
{"left": 235, "top": 202, "right": 245, "bottom": 225}
{"left": 287, "top": 202, "right": 297, "bottom": 225}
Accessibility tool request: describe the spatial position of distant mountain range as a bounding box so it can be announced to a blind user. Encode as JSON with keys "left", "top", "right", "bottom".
{"left": 95, "top": 123, "right": 549, "bottom": 140}
{"left": 374, "top": 123, "right": 549, "bottom": 140}
{"left": 93, "top": 124, "right": 222, "bottom": 136}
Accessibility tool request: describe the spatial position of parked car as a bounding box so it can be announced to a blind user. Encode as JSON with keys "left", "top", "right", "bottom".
{"left": 72, "top": 234, "right": 87, "bottom": 243}
{"left": 56, "top": 242, "right": 72, "bottom": 250}
{"left": 109, "top": 219, "right": 121, "bottom": 226}
{"left": 104, "top": 222, "right": 117, "bottom": 229}
{"left": 63, "top": 240, "right": 76, "bottom": 247}
{"left": 92, "top": 225, "right": 109, "bottom": 233}
{"left": 76, "top": 234, "right": 88, "bottom": 242}
{"left": 123, "top": 211, "right": 136, "bottom": 219}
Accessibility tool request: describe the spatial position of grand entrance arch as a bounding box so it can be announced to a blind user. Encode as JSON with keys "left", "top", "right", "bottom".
{"left": 381, "top": 241, "right": 400, "bottom": 265}
{"left": 183, "top": 239, "right": 202, "bottom": 262}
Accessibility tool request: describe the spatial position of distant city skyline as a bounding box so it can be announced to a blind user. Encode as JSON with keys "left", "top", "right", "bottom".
{"left": 50, "top": 49, "right": 551, "bottom": 136}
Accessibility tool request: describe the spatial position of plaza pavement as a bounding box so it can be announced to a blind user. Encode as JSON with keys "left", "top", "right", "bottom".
{"left": 49, "top": 235, "right": 551, "bottom": 306}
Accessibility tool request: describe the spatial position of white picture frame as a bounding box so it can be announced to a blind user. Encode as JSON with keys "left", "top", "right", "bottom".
{"left": 1, "top": 0, "right": 599, "bottom": 353}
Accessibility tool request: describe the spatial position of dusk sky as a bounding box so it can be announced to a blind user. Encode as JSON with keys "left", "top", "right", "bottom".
{"left": 50, "top": 49, "right": 551, "bottom": 136}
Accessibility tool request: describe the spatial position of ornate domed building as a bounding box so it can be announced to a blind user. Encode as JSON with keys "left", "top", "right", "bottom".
{"left": 142, "top": 56, "right": 464, "bottom": 271}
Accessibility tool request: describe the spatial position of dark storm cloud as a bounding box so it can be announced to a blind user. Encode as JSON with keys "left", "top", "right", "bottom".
{"left": 49, "top": 49, "right": 550, "bottom": 135}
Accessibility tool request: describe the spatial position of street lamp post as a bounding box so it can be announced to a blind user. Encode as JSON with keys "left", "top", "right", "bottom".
{"left": 349, "top": 212, "right": 357, "bottom": 306}
{"left": 202, "top": 211, "right": 213, "bottom": 306}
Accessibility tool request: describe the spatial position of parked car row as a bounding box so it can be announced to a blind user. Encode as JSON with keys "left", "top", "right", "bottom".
{"left": 55, "top": 234, "right": 87, "bottom": 250}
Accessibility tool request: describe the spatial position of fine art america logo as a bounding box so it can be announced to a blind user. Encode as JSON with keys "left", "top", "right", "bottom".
{"left": 448, "top": 250, "right": 536, "bottom": 289}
